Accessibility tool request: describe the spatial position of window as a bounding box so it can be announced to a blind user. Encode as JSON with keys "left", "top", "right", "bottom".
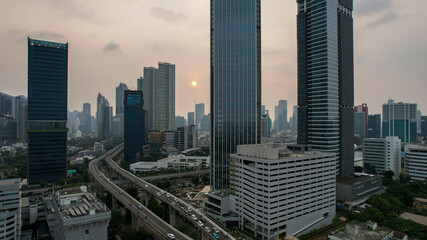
{"left": 85, "top": 230, "right": 89, "bottom": 235}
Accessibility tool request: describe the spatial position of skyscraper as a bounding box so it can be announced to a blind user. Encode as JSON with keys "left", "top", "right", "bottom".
{"left": 96, "top": 93, "right": 111, "bottom": 140}
{"left": 124, "top": 90, "right": 144, "bottom": 162}
{"left": 14, "top": 95, "right": 27, "bottom": 142}
{"left": 115, "top": 83, "right": 128, "bottom": 115}
{"left": 297, "top": 0, "right": 354, "bottom": 176}
{"left": 368, "top": 114, "right": 381, "bottom": 138}
{"left": 142, "top": 62, "right": 175, "bottom": 131}
{"left": 291, "top": 105, "right": 298, "bottom": 132}
{"left": 137, "top": 77, "right": 143, "bottom": 91}
{"left": 382, "top": 100, "right": 417, "bottom": 143}
{"left": 81, "top": 103, "right": 91, "bottom": 134}
{"left": 175, "top": 116, "right": 187, "bottom": 129}
{"left": 27, "top": 38, "right": 68, "bottom": 184}
{"left": 274, "top": 100, "right": 288, "bottom": 132}
{"left": 354, "top": 103, "right": 368, "bottom": 138}
{"left": 210, "top": 0, "right": 261, "bottom": 191}
{"left": 354, "top": 112, "right": 366, "bottom": 144}
{"left": 187, "top": 112, "right": 194, "bottom": 126}
{"left": 195, "top": 103, "right": 205, "bottom": 130}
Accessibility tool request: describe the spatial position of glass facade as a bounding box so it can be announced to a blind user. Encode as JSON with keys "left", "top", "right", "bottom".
{"left": 124, "top": 90, "right": 144, "bottom": 162}
{"left": 297, "top": 0, "right": 354, "bottom": 176}
{"left": 211, "top": 0, "right": 261, "bottom": 191}
{"left": 382, "top": 102, "right": 417, "bottom": 143}
{"left": 27, "top": 37, "right": 68, "bottom": 184}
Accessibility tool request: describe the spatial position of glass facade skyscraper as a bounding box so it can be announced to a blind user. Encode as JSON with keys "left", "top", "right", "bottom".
{"left": 124, "top": 90, "right": 144, "bottom": 162}
{"left": 27, "top": 38, "right": 68, "bottom": 184}
{"left": 297, "top": 0, "right": 354, "bottom": 176}
{"left": 382, "top": 101, "right": 417, "bottom": 143}
{"left": 211, "top": 0, "right": 261, "bottom": 191}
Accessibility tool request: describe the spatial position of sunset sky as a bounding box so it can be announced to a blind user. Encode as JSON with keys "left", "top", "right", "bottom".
{"left": 1, "top": 0, "right": 426, "bottom": 118}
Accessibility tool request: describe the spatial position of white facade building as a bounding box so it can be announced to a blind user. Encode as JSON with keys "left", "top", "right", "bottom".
{"left": 405, "top": 144, "right": 427, "bottom": 181}
{"left": 363, "top": 136, "right": 401, "bottom": 180}
{"left": 0, "top": 178, "right": 21, "bottom": 240}
{"left": 228, "top": 144, "right": 336, "bottom": 239}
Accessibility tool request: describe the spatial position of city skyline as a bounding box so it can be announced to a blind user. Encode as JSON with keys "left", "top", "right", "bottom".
{"left": 1, "top": 0, "right": 427, "bottom": 118}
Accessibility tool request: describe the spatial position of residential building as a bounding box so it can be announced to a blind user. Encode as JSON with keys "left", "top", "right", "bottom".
{"left": 363, "top": 137, "right": 401, "bottom": 179}
{"left": 175, "top": 125, "right": 196, "bottom": 151}
{"left": 368, "top": 114, "right": 381, "bottom": 138}
{"left": 115, "top": 83, "right": 128, "bottom": 115}
{"left": 297, "top": 0, "right": 354, "bottom": 176}
{"left": 47, "top": 186, "right": 110, "bottom": 240}
{"left": 96, "top": 93, "right": 111, "bottom": 140}
{"left": 142, "top": 62, "right": 175, "bottom": 131}
{"left": 0, "top": 115, "right": 17, "bottom": 146}
{"left": 382, "top": 100, "right": 417, "bottom": 143}
{"left": 211, "top": 0, "right": 261, "bottom": 191}
{"left": 195, "top": 103, "right": 205, "bottom": 130}
{"left": 354, "top": 112, "right": 366, "bottom": 145}
{"left": 224, "top": 144, "right": 336, "bottom": 239}
{"left": 27, "top": 38, "right": 68, "bottom": 184}
{"left": 124, "top": 90, "right": 144, "bottom": 162}
{"left": 0, "top": 178, "right": 21, "bottom": 240}
{"left": 274, "top": 100, "right": 288, "bottom": 132}
{"left": 174, "top": 116, "right": 186, "bottom": 129}
{"left": 187, "top": 112, "right": 195, "bottom": 126}
{"left": 405, "top": 144, "right": 427, "bottom": 181}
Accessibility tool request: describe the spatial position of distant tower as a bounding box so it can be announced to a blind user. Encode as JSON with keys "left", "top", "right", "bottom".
{"left": 115, "top": 83, "right": 128, "bottom": 115}
{"left": 124, "top": 90, "right": 144, "bottom": 162}
{"left": 195, "top": 103, "right": 205, "bottom": 130}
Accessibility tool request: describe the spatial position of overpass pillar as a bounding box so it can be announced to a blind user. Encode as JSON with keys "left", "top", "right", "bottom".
{"left": 112, "top": 196, "right": 119, "bottom": 211}
{"left": 201, "top": 230, "right": 210, "bottom": 240}
{"left": 169, "top": 205, "right": 176, "bottom": 226}
{"left": 139, "top": 190, "right": 151, "bottom": 206}
{"left": 131, "top": 213, "right": 140, "bottom": 230}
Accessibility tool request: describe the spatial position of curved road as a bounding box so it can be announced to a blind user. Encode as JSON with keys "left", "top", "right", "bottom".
{"left": 89, "top": 144, "right": 191, "bottom": 240}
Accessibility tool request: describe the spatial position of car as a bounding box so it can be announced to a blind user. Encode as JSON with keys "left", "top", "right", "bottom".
{"left": 174, "top": 198, "right": 178, "bottom": 203}
{"left": 119, "top": 190, "right": 123, "bottom": 194}
{"left": 197, "top": 221, "right": 204, "bottom": 227}
{"left": 145, "top": 184, "right": 148, "bottom": 188}
{"left": 138, "top": 205, "right": 143, "bottom": 210}
{"left": 167, "top": 233, "right": 175, "bottom": 239}
{"left": 191, "top": 214, "right": 197, "bottom": 221}
{"left": 213, "top": 227, "right": 219, "bottom": 233}
{"left": 188, "top": 207, "right": 192, "bottom": 212}
{"left": 156, "top": 192, "right": 161, "bottom": 196}
{"left": 205, "top": 227, "right": 211, "bottom": 233}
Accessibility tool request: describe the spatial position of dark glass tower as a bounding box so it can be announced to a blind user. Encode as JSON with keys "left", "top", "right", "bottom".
{"left": 211, "top": 0, "right": 261, "bottom": 191}
{"left": 27, "top": 38, "right": 68, "bottom": 184}
{"left": 296, "top": 0, "right": 354, "bottom": 176}
{"left": 124, "top": 90, "right": 144, "bottom": 162}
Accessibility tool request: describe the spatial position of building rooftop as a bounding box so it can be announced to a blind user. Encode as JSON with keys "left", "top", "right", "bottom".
{"left": 329, "top": 222, "right": 393, "bottom": 240}
{"left": 0, "top": 178, "right": 20, "bottom": 186}
{"left": 336, "top": 174, "right": 377, "bottom": 185}
{"left": 235, "top": 143, "right": 332, "bottom": 160}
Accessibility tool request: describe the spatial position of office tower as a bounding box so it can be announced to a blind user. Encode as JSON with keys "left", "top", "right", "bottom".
{"left": 274, "top": 100, "right": 288, "bottom": 132}
{"left": 0, "top": 178, "right": 21, "bottom": 239}
{"left": 382, "top": 100, "right": 417, "bottom": 143}
{"left": 0, "top": 115, "right": 17, "bottom": 146}
{"left": 201, "top": 114, "right": 210, "bottom": 132}
{"left": 354, "top": 103, "right": 368, "bottom": 138}
{"left": 112, "top": 114, "right": 124, "bottom": 138}
{"left": 15, "top": 96, "right": 27, "bottom": 142}
{"left": 297, "top": 0, "right": 354, "bottom": 176}
{"left": 27, "top": 38, "right": 68, "bottom": 184}
{"left": 354, "top": 112, "right": 366, "bottom": 144}
{"left": 260, "top": 114, "right": 269, "bottom": 138}
{"left": 364, "top": 137, "right": 401, "bottom": 180}
{"left": 175, "top": 116, "right": 186, "bottom": 129}
{"left": 368, "top": 114, "right": 381, "bottom": 138}
{"left": 0, "top": 92, "right": 14, "bottom": 116}
{"left": 187, "top": 112, "right": 195, "bottom": 126}
{"left": 422, "top": 116, "right": 427, "bottom": 139}
{"left": 210, "top": 0, "right": 261, "bottom": 191}
{"left": 195, "top": 103, "right": 205, "bottom": 130}
{"left": 137, "top": 76, "right": 143, "bottom": 91}
{"left": 96, "top": 93, "right": 111, "bottom": 140}
{"left": 81, "top": 103, "right": 91, "bottom": 134}
{"left": 417, "top": 110, "right": 422, "bottom": 133}
{"left": 142, "top": 62, "right": 175, "bottom": 131}
{"left": 229, "top": 144, "right": 336, "bottom": 238}
{"left": 124, "top": 90, "right": 144, "bottom": 162}
{"left": 175, "top": 125, "right": 197, "bottom": 151}
{"left": 115, "top": 83, "right": 128, "bottom": 115}
{"left": 405, "top": 144, "right": 427, "bottom": 181}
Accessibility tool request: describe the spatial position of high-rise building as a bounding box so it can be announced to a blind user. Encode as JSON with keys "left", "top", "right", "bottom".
{"left": 115, "top": 83, "right": 128, "bottom": 115}
{"left": 195, "top": 103, "right": 205, "bottom": 130}
{"left": 291, "top": 105, "right": 298, "bottom": 132}
{"left": 422, "top": 116, "right": 427, "bottom": 139}
{"left": 382, "top": 100, "right": 417, "bottom": 143}
{"left": 124, "top": 90, "right": 144, "bottom": 162}
{"left": 201, "top": 114, "right": 210, "bottom": 132}
{"left": 142, "top": 62, "right": 175, "bottom": 131}
{"left": 111, "top": 114, "right": 124, "bottom": 138}
{"left": 210, "top": 0, "right": 261, "bottom": 191}
{"left": 228, "top": 144, "right": 336, "bottom": 238}
{"left": 363, "top": 137, "right": 401, "bottom": 180}
{"left": 368, "top": 114, "right": 381, "bottom": 138}
{"left": 297, "top": 0, "right": 354, "bottom": 176}
{"left": 15, "top": 96, "right": 28, "bottom": 142}
{"left": 0, "top": 115, "right": 17, "bottom": 146}
{"left": 96, "top": 93, "right": 111, "bottom": 140}
{"left": 27, "top": 38, "right": 68, "bottom": 184}
{"left": 354, "top": 112, "right": 366, "bottom": 144}
{"left": 0, "top": 178, "right": 21, "bottom": 239}
{"left": 81, "top": 103, "right": 91, "bottom": 134}
{"left": 137, "top": 77, "right": 143, "bottom": 91}
{"left": 405, "top": 144, "right": 427, "bottom": 181}
{"left": 175, "top": 125, "right": 197, "bottom": 151}
{"left": 0, "top": 92, "right": 14, "bottom": 116}
{"left": 274, "top": 100, "right": 288, "bottom": 132}
{"left": 187, "top": 112, "right": 194, "bottom": 126}
{"left": 354, "top": 103, "right": 368, "bottom": 139}
{"left": 175, "top": 116, "right": 186, "bottom": 129}
{"left": 417, "top": 110, "right": 422, "bottom": 133}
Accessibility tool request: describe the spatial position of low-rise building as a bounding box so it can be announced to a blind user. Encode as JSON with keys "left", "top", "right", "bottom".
{"left": 130, "top": 162, "right": 158, "bottom": 172}
{"left": 46, "top": 186, "right": 111, "bottom": 240}
{"left": 93, "top": 142, "right": 104, "bottom": 153}
{"left": 0, "top": 178, "right": 21, "bottom": 240}
{"left": 328, "top": 222, "right": 393, "bottom": 240}
{"left": 21, "top": 194, "right": 45, "bottom": 226}
{"left": 405, "top": 144, "right": 427, "bottom": 181}
{"left": 363, "top": 137, "right": 401, "bottom": 179}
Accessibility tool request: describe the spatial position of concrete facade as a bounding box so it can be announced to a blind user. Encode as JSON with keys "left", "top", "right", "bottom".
{"left": 363, "top": 137, "right": 401, "bottom": 179}
{"left": 0, "top": 178, "right": 21, "bottom": 240}
{"left": 405, "top": 144, "right": 427, "bottom": 181}
{"left": 336, "top": 174, "right": 383, "bottom": 209}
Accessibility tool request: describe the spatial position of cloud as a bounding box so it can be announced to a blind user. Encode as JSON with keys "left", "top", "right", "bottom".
{"left": 150, "top": 7, "right": 188, "bottom": 22}
{"left": 102, "top": 41, "right": 120, "bottom": 52}
{"left": 8, "top": 29, "right": 64, "bottom": 43}
{"left": 366, "top": 12, "right": 398, "bottom": 27}
{"left": 47, "top": 0, "right": 92, "bottom": 20}
{"left": 355, "top": 0, "right": 393, "bottom": 16}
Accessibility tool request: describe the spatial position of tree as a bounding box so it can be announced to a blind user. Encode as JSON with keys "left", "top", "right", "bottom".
{"left": 126, "top": 187, "right": 138, "bottom": 199}
{"left": 39, "top": 180, "right": 48, "bottom": 188}
{"left": 354, "top": 166, "right": 364, "bottom": 173}
{"left": 384, "top": 170, "right": 395, "bottom": 180}
{"left": 190, "top": 175, "right": 200, "bottom": 186}
{"left": 202, "top": 175, "right": 210, "bottom": 184}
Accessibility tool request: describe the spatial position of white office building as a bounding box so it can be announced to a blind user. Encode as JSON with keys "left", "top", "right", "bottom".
{"left": 405, "top": 144, "right": 427, "bottom": 181}
{"left": 0, "top": 178, "right": 21, "bottom": 240}
{"left": 363, "top": 136, "right": 401, "bottom": 180}
{"left": 228, "top": 144, "right": 336, "bottom": 239}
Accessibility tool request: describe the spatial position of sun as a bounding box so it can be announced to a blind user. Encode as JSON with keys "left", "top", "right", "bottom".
{"left": 191, "top": 81, "right": 198, "bottom": 87}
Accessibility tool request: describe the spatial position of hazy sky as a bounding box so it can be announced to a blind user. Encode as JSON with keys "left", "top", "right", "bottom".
{"left": 1, "top": 0, "right": 426, "bottom": 119}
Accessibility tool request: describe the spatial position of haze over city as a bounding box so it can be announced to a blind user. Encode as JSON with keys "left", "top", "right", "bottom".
{"left": 1, "top": 0, "right": 426, "bottom": 116}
